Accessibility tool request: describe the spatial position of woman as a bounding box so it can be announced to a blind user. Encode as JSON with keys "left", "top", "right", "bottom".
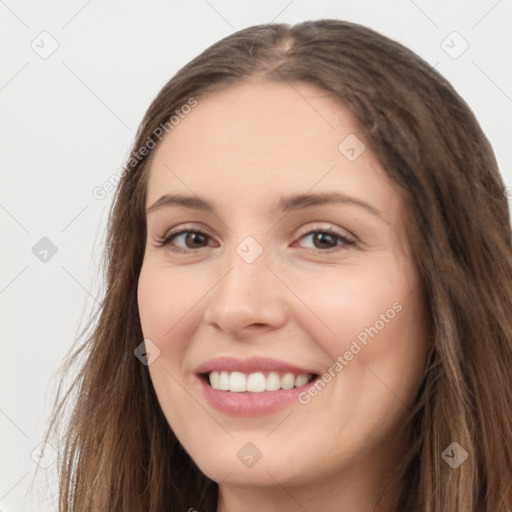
{"left": 47, "top": 19, "right": 512, "bottom": 511}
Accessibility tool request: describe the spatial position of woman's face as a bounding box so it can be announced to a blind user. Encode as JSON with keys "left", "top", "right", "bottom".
{"left": 137, "top": 79, "right": 430, "bottom": 495}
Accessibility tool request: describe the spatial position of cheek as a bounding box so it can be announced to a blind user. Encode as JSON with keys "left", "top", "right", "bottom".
{"left": 137, "top": 265, "right": 203, "bottom": 436}
{"left": 286, "top": 262, "right": 411, "bottom": 359}
{"left": 291, "top": 261, "right": 428, "bottom": 412}
{"left": 137, "top": 263, "right": 208, "bottom": 343}
{"left": 137, "top": 263, "right": 214, "bottom": 402}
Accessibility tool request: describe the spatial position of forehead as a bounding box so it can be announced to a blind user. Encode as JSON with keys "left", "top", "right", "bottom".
{"left": 145, "top": 79, "right": 403, "bottom": 226}
{"left": 151, "top": 79, "right": 356, "bottom": 168}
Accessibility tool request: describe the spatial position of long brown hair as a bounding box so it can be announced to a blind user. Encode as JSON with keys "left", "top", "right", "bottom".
{"left": 45, "top": 19, "right": 512, "bottom": 511}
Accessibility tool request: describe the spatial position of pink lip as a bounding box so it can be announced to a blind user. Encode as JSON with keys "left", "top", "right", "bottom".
{"left": 194, "top": 356, "right": 319, "bottom": 417}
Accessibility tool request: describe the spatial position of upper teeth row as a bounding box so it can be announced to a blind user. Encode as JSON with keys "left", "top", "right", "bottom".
{"left": 208, "top": 371, "right": 311, "bottom": 393}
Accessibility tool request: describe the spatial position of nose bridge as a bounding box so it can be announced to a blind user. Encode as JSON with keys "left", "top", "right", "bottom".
{"left": 215, "top": 239, "right": 270, "bottom": 307}
{"left": 204, "top": 236, "right": 287, "bottom": 331}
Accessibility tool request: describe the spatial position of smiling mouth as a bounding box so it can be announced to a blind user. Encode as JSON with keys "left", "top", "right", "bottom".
{"left": 201, "top": 371, "right": 318, "bottom": 393}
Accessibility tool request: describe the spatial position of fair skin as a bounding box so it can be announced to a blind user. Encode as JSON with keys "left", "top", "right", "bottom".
{"left": 137, "top": 79, "right": 430, "bottom": 511}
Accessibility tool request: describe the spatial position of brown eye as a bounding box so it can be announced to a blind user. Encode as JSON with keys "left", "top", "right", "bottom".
{"left": 182, "top": 231, "right": 209, "bottom": 249}
{"left": 311, "top": 232, "right": 339, "bottom": 249}
{"left": 297, "top": 229, "right": 355, "bottom": 251}
{"left": 158, "top": 229, "right": 212, "bottom": 251}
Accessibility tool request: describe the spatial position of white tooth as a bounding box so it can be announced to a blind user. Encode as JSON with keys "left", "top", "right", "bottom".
{"left": 280, "top": 373, "right": 295, "bottom": 390}
{"left": 213, "top": 370, "right": 309, "bottom": 392}
{"left": 218, "top": 371, "right": 230, "bottom": 391}
{"left": 209, "top": 371, "right": 220, "bottom": 389}
{"left": 294, "top": 374, "right": 309, "bottom": 388}
{"left": 229, "top": 371, "right": 247, "bottom": 392}
{"left": 247, "top": 372, "right": 266, "bottom": 392}
{"left": 266, "top": 371, "right": 281, "bottom": 391}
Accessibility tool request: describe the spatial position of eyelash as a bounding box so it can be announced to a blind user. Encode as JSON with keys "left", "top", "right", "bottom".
{"left": 154, "top": 226, "right": 356, "bottom": 253}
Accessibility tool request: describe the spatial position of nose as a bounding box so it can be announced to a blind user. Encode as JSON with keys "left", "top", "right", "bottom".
{"left": 203, "top": 245, "right": 288, "bottom": 337}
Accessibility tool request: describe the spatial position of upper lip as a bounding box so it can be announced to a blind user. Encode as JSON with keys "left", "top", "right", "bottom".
{"left": 195, "top": 356, "right": 318, "bottom": 375}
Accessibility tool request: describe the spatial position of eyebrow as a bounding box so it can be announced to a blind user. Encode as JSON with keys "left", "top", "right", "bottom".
{"left": 146, "top": 192, "right": 382, "bottom": 218}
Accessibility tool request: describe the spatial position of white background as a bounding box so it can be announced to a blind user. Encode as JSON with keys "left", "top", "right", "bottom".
{"left": 1, "top": 1, "right": 511, "bottom": 510}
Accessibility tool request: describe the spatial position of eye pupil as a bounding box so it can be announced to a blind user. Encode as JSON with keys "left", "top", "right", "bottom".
{"left": 186, "top": 232, "right": 207, "bottom": 248}
{"left": 314, "top": 232, "right": 337, "bottom": 249}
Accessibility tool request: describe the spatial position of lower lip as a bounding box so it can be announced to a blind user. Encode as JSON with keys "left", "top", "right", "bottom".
{"left": 197, "top": 375, "right": 316, "bottom": 416}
